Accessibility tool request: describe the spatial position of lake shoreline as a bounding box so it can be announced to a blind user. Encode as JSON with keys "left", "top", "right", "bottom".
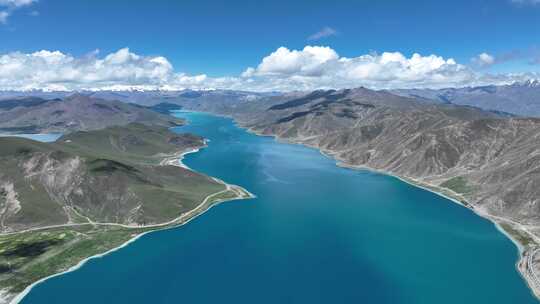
{"left": 227, "top": 117, "right": 540, "bottom": 301}
{"left": 172, "top": 109, "right": 540, "bottom": 300}
{"left": 9, "top": 110, "right": 536, "bottom": 303}
{"left": 4, "top": 142, "right": 255, "bottom": 304}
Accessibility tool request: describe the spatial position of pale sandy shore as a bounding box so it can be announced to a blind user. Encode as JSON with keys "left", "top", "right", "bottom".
{"left": 3, "top": 144, "right": 254, "bottom": 304}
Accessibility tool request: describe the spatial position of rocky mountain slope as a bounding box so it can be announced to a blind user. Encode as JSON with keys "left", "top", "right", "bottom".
{"left": 175, "top": 87, "right": 540, "bottom": 243}
{"left": 249, "top": 89, "right": 540, "bottom": 226}
{"left": 237, "top": 87, "right": 540, "bottom": 297}
{"left": 0, "top": 94, "right": 182, "bottom": 134}
{"left": 0, "top": 123, "right": 226, "bottom": 233}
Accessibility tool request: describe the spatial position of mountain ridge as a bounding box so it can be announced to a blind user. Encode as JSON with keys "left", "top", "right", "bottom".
{"left": 0, "top": 94, "right": 182, "bottom": 134}
{"left": 392, "top": 81, "right": 540, "bottom": 117}
{"left": 166, "top": 86, "right": 540, "bottom": 296}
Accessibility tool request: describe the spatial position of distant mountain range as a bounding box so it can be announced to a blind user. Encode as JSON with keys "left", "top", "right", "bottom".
{"left": 0, "top": 94, "right": 182, "bottom": 134}
{"left": 0, "top": 89, "right": 275, "bottom": 107}
{"left": 2, "top": 81, "right": 539, "bottom": 117}
{"left": 170, "top": 87, "right": 540, "bottom": 257}
{"left": 392, "top": 80, "right": 540, "bottom": 117}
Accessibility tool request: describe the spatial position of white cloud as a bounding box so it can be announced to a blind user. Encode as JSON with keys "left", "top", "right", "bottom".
{"left": 307, "top": 27, "right": 338, "bottom": 41}
{"left": 239, "top": 46, "right": 481, "bottom": 90}
{"left": 0, "top": 0, "right": 36, "bottom": 7}
{"left": 472, "top": 52, "right": 495, "bottom": 67}
{"left": 243, "top": 46, "right": 339, "bottom": 77}
{"left": 0, "top": 10, "right": 8, "bottom": 23}
{"left": 0, "top": 46, "right": 537, "bottom": 92}
{"left": 0, "top": 48, "right": 207, "bottom": 91}
{"left": 0, "top": 0, "right": 36, "bottom": 24}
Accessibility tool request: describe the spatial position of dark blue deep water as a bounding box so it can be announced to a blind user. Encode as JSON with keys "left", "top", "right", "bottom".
{"left": 21, "top": 112, "right": 538, "bottom": 303}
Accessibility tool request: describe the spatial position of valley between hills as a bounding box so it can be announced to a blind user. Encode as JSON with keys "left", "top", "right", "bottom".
{"left": 164, "top": 86, "right": 540, "bottom": 298}
{"left": 1, "top": 1, "right": 539, "bottom": 302}
{"left": 2, "top": 84, "right": 540, "bottom": 301}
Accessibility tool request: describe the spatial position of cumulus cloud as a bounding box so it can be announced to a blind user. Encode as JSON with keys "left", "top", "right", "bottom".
{"left": 472, "top": 52, "right": 495, "bottom": 67}
{"left": 0, "top": 0, "right": 36, "bottom": 24}
{"left": 0, "top": 48, "right": 208, "bottom": 91}
{"left": 307, "top": 27, "right": 338, "bottom": 41}
{"left": 242, "top": 46, "right": 339, "bottom": 77}
{"left": 240, "top": 46, "right": 480, "bottom": 90}
{"left": 0, "top": 46, "right": 538, "bottom": 92}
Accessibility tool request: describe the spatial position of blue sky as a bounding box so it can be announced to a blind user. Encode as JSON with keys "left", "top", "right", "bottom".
{"left": 0, "top": 0, "right": 539, "bottom": 91}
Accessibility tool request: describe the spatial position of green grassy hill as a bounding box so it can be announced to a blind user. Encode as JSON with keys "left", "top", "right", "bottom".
{"left": 0, "top": 123, "right": 252, "bottom": 299}
{"left": 0, "top": 123, "right": 224, "bottom": 232}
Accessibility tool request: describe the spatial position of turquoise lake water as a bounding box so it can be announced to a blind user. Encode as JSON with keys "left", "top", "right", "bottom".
{"left": 21, "top": 111, "right": 538, "bottom": 303}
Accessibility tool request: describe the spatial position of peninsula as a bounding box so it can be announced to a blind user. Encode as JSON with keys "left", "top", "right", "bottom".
{"left": 0, "top": 98, "right": 252, "bottom": 303}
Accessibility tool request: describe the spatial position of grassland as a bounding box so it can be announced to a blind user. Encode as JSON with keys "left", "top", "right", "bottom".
{"left": 0, "top": 123, "right": 225, "bottom": 231}
{"left": 440, "top": 176, "right": 474, "bottom": 194}
{"left": 0, "top": 184, "right": 252, "bottom": 299}
{"left": 0, "top": 226, "right": 142, "bottom": 294}
{"left": 0, "top": 123, "right": 254, "bottom": 302}
{"left": 499, "top": 223, "right": 537, "bottom": 248}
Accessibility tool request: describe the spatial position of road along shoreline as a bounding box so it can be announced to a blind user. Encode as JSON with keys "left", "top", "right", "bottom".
{"left": 2, "top": 143, "right": 255, "bottom": 304}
